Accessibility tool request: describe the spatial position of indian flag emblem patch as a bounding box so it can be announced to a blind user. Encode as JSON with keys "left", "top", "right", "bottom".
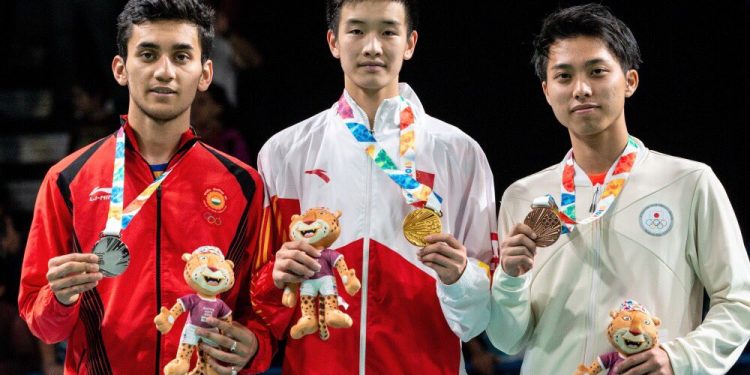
{"left": 203, "top": 188, "right": 227, "bottom": 213}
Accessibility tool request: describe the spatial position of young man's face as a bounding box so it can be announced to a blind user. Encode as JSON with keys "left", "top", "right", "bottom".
{"left": 542, "top": 36, "right": 638, "bottom": 140}
{"left": 112, "top": 20, "right": 212, "bottom": 122}
{"left": 327, "top": 0, "right": 417, "bottom": 97}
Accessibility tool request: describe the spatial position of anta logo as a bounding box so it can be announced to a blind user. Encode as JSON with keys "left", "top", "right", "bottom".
{"left": 305, "top": 169, "right": 330, "bottom": 183}
{"left": 89, "top": 186, "right": 112, "bottom": 201}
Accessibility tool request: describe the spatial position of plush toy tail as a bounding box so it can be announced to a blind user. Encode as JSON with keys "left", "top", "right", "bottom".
{"left": 318, "top": 296, "right": 330, "bottom": 341}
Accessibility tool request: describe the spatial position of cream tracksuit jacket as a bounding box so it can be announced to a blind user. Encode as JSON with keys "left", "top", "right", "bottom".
{"left": 488, "top": 138, "right": 750, "bottom": 374}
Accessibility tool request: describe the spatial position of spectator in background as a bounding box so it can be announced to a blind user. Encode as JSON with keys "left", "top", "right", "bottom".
{"left": 1, "top": 188, "right": 23, "bottom": 306}
{"left": 191, "top": 83, "right": 253, "bottom": 165}
{"left": 69, "top": 80, "right": 118, "bottom": 151}
{"left": 0, "top": 272, "right": 40, "bottom": 374}
{"left": 0, "top": 189, "right": 63, "bottom": 375}
{"left": 210, "top": 10, "right": 263, "bottom": 106}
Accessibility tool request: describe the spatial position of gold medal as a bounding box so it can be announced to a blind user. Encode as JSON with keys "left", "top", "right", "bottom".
{"left": 402, "top": 208, "right": 442, "bottom": 247}
{"left": 523, "top": 207, "right": 562, "bottom": 247}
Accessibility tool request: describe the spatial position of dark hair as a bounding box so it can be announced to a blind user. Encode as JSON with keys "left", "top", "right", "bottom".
{"left": 326, "top": 0, "right": 419, "bottom": 35}
{"left": 531, "top": 3, "right": 642, "bottom": 81}
{"left": 117, "top": 0, "right": 215, "bottom": 63}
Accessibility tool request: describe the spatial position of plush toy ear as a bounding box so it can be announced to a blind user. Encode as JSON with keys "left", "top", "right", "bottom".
{"left": 334, "top": 210, "right": 342, "bottom": 219}
{"left": 652, "top": 316, "right": 661, "bottom": 327}
{"left": 226, "top": 260, "right": 234, "bottom": 270}
{"left": 610, "top": 310, "right": 618, "bottom": 319}
{"left": 182, "top": 253, "right": 192, "bottom": 262}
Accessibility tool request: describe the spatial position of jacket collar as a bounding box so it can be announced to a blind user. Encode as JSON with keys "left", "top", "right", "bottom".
{"left": 557, "top": 136, "right": 649, "bottom": 188}
{"left": 553, "top": 136, "right": 662, "bottom": 218}
{"left": 340, "top": 82, "right": 426, "bottom": 133}
{"left": 118, "top": 115, "right": 199, "bottom": 158}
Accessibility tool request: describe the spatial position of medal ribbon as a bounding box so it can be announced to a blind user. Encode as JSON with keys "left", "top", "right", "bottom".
{"left": 544, "top": 136, "right": 639, "bottom": 234}
{"left": 337, "top": 93, "right": 443, "bottom": 213}
{"left": 102, "top": 127, "right": 181, "bottom": 236}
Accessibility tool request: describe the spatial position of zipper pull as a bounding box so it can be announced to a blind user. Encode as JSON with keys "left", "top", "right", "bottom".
{"left": 589, "top": 184, "right": 601, "bottom": 213}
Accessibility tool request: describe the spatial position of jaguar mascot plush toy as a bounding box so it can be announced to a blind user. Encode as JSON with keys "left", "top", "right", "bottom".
{"left": 574, "top": 300, "right": 661, "bottom": 375}
{"left": 283, "top": 208, "right": 361, "bottom": 340}
{"left": 154, "top": 246, "right": 235, "bottom": 375}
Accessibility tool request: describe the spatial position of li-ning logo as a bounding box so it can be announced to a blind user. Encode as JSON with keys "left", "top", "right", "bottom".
{"left": 639, "top": 204, "right": 673, "bottom": 236}
{"left": 89, "top": 186, "right": 112, "bottom": 201}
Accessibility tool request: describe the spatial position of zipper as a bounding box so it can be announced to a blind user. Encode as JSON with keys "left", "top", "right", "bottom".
{"left": 583, "top": 219, "right": 602, "bottom": 363}
{"left": 359, "top": 128, "right": 374, "bottom": 375}
{"left": 588, "top": 184, "right": 602, "bottom": 213}
{"left": 125, "top": 130, "right": 187, "bottom": 374}
{"left": 154, "top": 186, "right": 163, "bottom": 375}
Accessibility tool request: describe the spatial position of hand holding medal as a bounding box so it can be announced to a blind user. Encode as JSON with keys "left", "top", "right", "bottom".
{"left": 403, "top": 207, "right": 442, "bottom": 247}
{"left": 419, "top": 233, "right": 469, "bottom": 285}
{"left": 338, "top": 93, "right": 467, "bottom": 284}
{"left": 519, "top": 137, "right": 640, "bottom": 250}
{"left": 46, "top": 253, "right": 103, "bottom": 305}
{"left": 523, "top": 196, "right": 562, "bottom": 248}
{"left": 337, "top": 92, "right": 446, "bottom": 247}
{"left": 500, "top": 197, "right": 562, "bottom": 277}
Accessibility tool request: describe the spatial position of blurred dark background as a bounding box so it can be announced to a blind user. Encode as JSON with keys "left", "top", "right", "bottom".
{"left": 0, "top": 0, "right": 748, "bottom": 374}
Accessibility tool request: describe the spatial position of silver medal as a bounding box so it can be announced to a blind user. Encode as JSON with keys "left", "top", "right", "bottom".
{"left": 92, "top": 235, "right": 130, "bottom": 277}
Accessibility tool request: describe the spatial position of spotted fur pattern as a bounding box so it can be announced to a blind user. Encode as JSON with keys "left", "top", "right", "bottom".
{"left": 158, "top": 247, "right": 235, "bottom": 375}
{"left": 323, "top": 294, "right": 352, "bottom": 328}
{"left": 575, "top": 361, "right": 602, "bottom": 375}
{"left": 290, "top": 295, "right": 319, "bottom": 339}
{"left": 318, "top": 296, "right": 329, "bottom": 340}
{"left": 164, "top": 343, "right": 193, "bottom": 375}
{"left": 286, "top": 208, "right": 359, "bottom": 340}
{"left": 188, "top": 346, "right": 216, "bottom": 375}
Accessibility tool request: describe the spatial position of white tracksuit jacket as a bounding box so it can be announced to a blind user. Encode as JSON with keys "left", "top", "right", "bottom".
{"left": 256, "top": 83, "right": 496, "bottom": 374}
{"left": 488, "top": 138, "right": 750, "bottom": 374}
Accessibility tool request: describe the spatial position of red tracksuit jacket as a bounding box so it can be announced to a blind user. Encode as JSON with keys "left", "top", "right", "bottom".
{"left": 18, "top": 117, "right": 274, "bottom": 374}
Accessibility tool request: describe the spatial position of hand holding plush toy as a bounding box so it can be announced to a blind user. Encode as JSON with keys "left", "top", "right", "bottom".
{"left": 154, "top": 246, "right": 235, "bottom": 375}
{"left": 574, "top": 300, "right": 661, "bottom": 375}
{"left": 282, "top": 208, "right": 361, "bottom": 340}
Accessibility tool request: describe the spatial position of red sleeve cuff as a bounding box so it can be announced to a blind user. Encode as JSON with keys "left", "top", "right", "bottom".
{"left": 250, "top": 260, "right": 294, "bottom": 340}
{"left": 46, "top": 285, "right": 82, "bottom": 312}
{"left": 23, "top": 285, "right": 81, "bottom": 343}
{"left": 242, "top": 319, "right": 276, "bottom": 374}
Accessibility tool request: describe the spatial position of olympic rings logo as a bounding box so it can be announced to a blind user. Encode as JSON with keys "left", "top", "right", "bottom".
{"left": 639, "top": 204, "right": 673, "bottom": 236}
{"left": 645, "top": 218, "right": 667, "bottom": 229}
{"left": 203, "top": 212, "right": 222, "bottom": 226}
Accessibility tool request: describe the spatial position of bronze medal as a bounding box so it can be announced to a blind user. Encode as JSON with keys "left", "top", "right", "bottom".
{"left": 402, "top": 208, "right": 442, "bottom": 247}
{"left": 92, "top": 234, "right": 131, "bottom": 277}
{"left": 523, "top": 207, "right": 562, "bottom": 247}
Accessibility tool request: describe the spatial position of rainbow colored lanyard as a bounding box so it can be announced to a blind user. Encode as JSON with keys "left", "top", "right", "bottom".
{"left": 337, "top": 93, "right": 443, "bottom": 213}
{"left": 550, "top": 136, "right": 639, "bottom": 234}
{"left": 102, "top": 127, "right": 181, "bottom": 236}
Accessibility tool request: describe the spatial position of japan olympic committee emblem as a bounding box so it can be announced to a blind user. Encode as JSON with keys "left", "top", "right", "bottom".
{"left": 203, "top": 188, "right": 228, "bottom": 213}
{"left": 639, "top": 204, "right": 673, "bottom": 236}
